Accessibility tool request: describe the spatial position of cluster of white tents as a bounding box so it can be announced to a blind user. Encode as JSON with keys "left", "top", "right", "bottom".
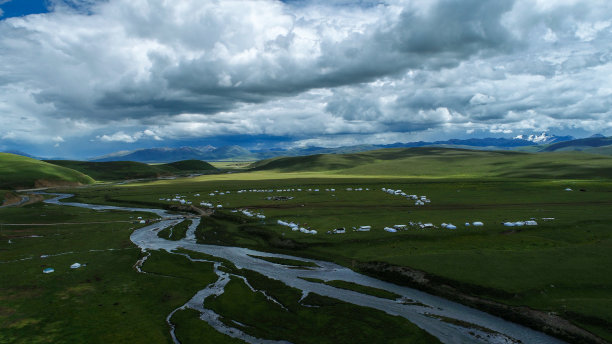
{"left": 503, "top": 220, "right": 538, "bottom": 227}
{"left": 381, "top": 221, "right": 485, "bottom": 231}
{"left": 328, "top": 225, "right": 371, "bottom": 234}
{"left": 199, "top": 201, "right": 223, "bottom": 209}
{"left": 208, "top": 190, "right": 232, "bottom": 196}
{"left": 277, "top": 220, "right": 318, "bottom": 234}
{"left": 240, "top": 209, "right": 266, "bottom": 219}
{"left": 160, "top": 194, "right": 193, "bottom": 205}
{"left": 192, "top": 186, "right": 375, "bottom": 196}
{"left": 381, "top": 188, "right": 431, "bottom": 206}
{"left": 200, "top": 202, "right": 213, "bottom": 207}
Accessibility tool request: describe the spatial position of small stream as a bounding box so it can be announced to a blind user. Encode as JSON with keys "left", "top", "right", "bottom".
{"left": 43, "top": 193, "right": 565, "bottom": 344}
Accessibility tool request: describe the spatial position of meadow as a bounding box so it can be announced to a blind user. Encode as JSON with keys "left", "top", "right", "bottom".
{"left": 0, "top": 201, "right": 436, "bottom": 343}
{"left": 2, "top": 148, "right": 612, "bottom": 343}
{"left": 56, "top": 169, "right": 612, "bottom": 342}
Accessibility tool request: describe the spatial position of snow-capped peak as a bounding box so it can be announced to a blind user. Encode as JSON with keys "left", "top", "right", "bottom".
{"left": 514, "top": 132, "right": 555, "bottom": 143}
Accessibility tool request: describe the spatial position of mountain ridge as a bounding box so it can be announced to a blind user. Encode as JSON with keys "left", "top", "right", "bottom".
{"left": 87, "top": 135, "right": 578, "bottom": 163}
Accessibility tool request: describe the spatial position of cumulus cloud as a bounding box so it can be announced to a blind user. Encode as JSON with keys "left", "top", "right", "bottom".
{"left": 0, "top": 0, "right": 611, "bottom": 156}
{"left": 97, "top": 129, "right": 162, "bottom": 143}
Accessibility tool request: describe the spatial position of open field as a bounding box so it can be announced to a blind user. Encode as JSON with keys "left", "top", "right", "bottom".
{"left": 0, "top": 203, "right": 218, "bottom": 343}
{"left": 2, "top": 148, "right": 612, "bottom": 343}
{"left": 0, "top": 201, "right": 436, "bottom": 343}
{"left": 54, "top": 156, "right": 612, "bottom": 342}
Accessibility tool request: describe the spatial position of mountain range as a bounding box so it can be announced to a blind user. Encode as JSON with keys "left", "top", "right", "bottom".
{"left": 89, "top": 133, "right": 580, "bottom": 163}
{"left": 7, "top": 133, "right": 612, "bottom": 163}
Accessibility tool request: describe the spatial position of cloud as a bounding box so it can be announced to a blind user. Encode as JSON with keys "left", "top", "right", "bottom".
{"left": 0, "top": 0, "right": 611, "bottom": 156}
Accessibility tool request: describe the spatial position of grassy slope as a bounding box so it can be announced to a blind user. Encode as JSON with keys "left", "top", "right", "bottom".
{"left": 0, "top": 153, "right": 94, "bottom": 189}
{"left": 250, "top": 147, "right": 612, "bottom": 179}
{"left": 583, "top": 146, "right": 612, "bottom": 156}
{"left": 45, "top": 159, "right": 217, "bottom": 182}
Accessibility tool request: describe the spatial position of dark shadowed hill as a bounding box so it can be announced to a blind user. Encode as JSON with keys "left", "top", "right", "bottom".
{"left": 162, "top": 159, "right": 217, "bottom": 172}
{"left": 46, "top": 159, "right": 217, "bottom": 181}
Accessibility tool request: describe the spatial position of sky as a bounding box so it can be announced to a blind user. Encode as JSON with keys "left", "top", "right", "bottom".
{"left": 1, "top": 0, "right": 612, "bottom": 159}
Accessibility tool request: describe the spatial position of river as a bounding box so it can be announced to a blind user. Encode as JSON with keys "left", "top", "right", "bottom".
{"left": 43, "top": 193, "right": 564, "bottom": 344}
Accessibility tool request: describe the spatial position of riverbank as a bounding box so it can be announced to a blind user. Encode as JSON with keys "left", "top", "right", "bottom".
{"left": 355, "top": 261, "right": 607, "bottom": 344}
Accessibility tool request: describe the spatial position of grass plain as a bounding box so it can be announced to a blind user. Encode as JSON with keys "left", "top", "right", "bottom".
{"left": 2, "top": 147, "right": 612, "bottom": 342}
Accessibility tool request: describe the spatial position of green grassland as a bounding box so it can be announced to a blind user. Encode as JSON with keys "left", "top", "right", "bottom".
{"left": 157, "top": 219, "right": 191, "bottom": 241}
{"left": 51, "top": 148, "right": 612, "bottom": 341}
{"left": 0, "top": 201, "right": 436, "bottom": 343}
{"left": 3, "top": 147, "right": 612, "bottom": 342}
{"left": 0, "top": 153, "right": 94, "bottom": 189}
{"left": 204, "top": 275, "right": 438, "bottom": 344}
{"left": 0, "top": 203, "right": 218, "bottom": 343}
{"left": 46, "top": 159, "right": 217, "bottom": 182}
{"left": 250, "top": 147, "right": 612, "bottom": 179}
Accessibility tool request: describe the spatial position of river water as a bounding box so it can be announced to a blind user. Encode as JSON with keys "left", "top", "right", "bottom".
{"left": 43, "top": 193, "right": 564, "bottom": 344}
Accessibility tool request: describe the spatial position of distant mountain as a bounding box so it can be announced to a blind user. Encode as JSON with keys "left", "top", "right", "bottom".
{"left": 89, "top": 134, "right": 579, "bottom": 162}
{"left": 91, "top": 145, "right": 255, "bottom": 162}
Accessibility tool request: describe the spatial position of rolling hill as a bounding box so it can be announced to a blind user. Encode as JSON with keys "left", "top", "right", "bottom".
{"left": 0, "top": 153, "right": 94, "bottom": 189}
{"left": 541, "top": 136, "right": 612, "bottom": 152}
{"left": 45, "top": 159, "right": 217, "bottom": 181}
{"left": 250, "top": 147, "right": 612, "bottom": 179}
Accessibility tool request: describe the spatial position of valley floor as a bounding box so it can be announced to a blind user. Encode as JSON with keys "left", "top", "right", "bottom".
{"left": 1, "top": 173, "right": 611, "bottom": 343}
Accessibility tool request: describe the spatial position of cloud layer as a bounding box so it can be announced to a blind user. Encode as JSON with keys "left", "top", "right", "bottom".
{"left": 1, "top": 0, "right": 611, "bottom": 156}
